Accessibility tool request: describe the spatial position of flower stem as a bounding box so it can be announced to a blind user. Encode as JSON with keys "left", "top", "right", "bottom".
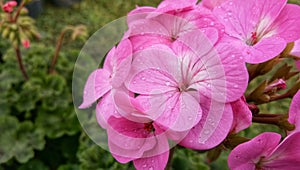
{"left": 49, "top": 29, "right": 67, "bottom": 74}
{"left": 166, "top": 147, "right": 176, "bottom": 170}
{"left": 15, "top": 47, "right": 29, "bottom": 80}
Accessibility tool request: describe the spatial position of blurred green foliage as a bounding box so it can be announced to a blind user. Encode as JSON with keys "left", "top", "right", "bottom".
{"left": 0, "top": 0, "right": 299, "bottom": 169}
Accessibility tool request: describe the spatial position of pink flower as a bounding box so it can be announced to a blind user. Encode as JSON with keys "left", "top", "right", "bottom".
{"left": 228, "top": 132, "right": 300, "bottom": 170}
{"left": 2, "top": 1, "right": 17, "bottom": 13}
{"left": 79, "top": 39, "right": 132, "bottom": 108}
{"left": 230, "top": 96, "right": 252, "bottom": 134}
{"left": 22, "top": 39, "right": 30, "bottom": 49}
{"left": 264, "top": 79, "right": 287, "bottom": 94}
{"left": 127, "top": 0, "right": 225, "bottom": 52}
{"left": 214, "top": 0, "right": 300, "bottom": 64}
{"left": 127, "top": 29, "right": 248, "bottom": 148}
{"left": 106, "top": 91, "right": 171, "bottom": 170}
{"left": 288, "top": 90, "right": 300, "bottom": 133}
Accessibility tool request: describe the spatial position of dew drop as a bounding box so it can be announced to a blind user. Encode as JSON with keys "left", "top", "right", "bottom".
{"left": 133, "top": 81, "right": 137, "bottom": 84}
{"left": 233, "top": 84, "right": 238, "bottom": 88}
{"left": 231, "top": 54, "right": 235, "bottom": 58}
{"left": 141, "top": 77, "right": 146, "bottom": 80}
{"left": 149, "top": 167, "right": 154, "bottom": 170}
{"left": 189, "top": 139, "right": 193, "bottom": 143}
{"left": 83, "top": 90, "right": 87, "bottom": 95}
{"left": 204, "top": 130, "right": 210, "bottom": 135}
{"left": 140, "top": 32, "right": 145, "bottom": 35}
{"left": 188, "top": 116, "right": 193, "bottom": 121}
{"left": 142, "top": 164, "right": 147, "bottom": 168}
{"left": 165, "top": 81, "right": 171, "bottom": 86}
{"left": 151, "top": 160, "right": 154, "bottom": 163}
{"left": 229, "top": 1, "right": 233, "bottom": 5}
{"left": 210, "top": 21, "right": 215, "bottom": 26}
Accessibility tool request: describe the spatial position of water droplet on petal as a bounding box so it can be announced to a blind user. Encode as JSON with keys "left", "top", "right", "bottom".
{"left": 141, "top": 77, "right": 146, "bottom": 80}
{"left": 204, "top": 130, "right": 210, "bottom": 135}
{"left": 231, "top": 54, "right": 235, "bottom": 58}
{"left": 142, "top": 164, "right": 147, "bottom": 168}
{"left": 233, "top": 85, "right": 238, "bottom": 88}
{"left": 149, "top": 167, "right": 154, "bottom": 170}
{"left": 165, "top": 81, "right": 171, "bottom": 86}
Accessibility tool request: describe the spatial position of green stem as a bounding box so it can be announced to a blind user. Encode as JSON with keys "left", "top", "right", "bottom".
{"left": 15, "top": 47, "right": 29, "bottom": 80}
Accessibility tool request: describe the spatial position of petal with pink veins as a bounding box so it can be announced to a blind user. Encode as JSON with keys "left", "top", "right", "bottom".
{"left": 79, "top": 69, "right": 111, "bottom": 109}
{"left": 263, "top": 132, "right": 300, "bottom": 169}
{"left": 227, "top": 132, "right": 281, "bottom": 170}
{"left": 270, "top": 4, "right": 300, "bottom": 42}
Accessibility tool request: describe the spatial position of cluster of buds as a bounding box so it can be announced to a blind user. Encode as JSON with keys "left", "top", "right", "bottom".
{"left": 0, "top": 0, "right": 39, "bottom": 48}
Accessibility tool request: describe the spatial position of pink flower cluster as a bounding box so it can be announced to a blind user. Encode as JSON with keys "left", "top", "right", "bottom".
{"left": 2, "top": 1, "right": 17, "bottom": 13}
{"left": 80, "top": 0, "right": 300, "bottom": 169}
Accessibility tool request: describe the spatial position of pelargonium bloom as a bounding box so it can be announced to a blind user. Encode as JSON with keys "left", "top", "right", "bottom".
{"left": 288, "top": 90, "right": 300, "bottom": 133}
{"left": 106, "top": 91, "right": 170, "bottom": 170}
{"left": 127, "top": 28, "right": 248, "bottom": 148}
{"left": 214, "top": 0, "right": 300, "bottom": 64}
{"left": 79, "top": 39, "right": 132, "bottom": 109}
{"left": 228, "top": 132, "right": 300, "bottom": 170}
{"left": 127, "top": 0, "right": 225, "bottom": 52}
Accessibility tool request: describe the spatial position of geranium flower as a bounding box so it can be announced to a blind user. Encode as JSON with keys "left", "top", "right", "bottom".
{"left": 228, "top": 132, "right": 300, "bottom": 170}
{"left": 127, "top": 0, "right": 224, "bottom": 52}
{"left": 79, "top": 39, "right": 132, "bottom": 108}
{"left": 127, "top": 29, "right": 248, "bottom": 148}
{"left": 288, "top": 90, "right": 300, "bottom": 133}
{"left": 214, "top": 0, "right": 300, "bottom": 64}
{"left": 106, "top": 91, "right": 171, "bottom": 170}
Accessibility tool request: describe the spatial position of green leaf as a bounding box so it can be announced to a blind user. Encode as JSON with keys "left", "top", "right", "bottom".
{"left": 17, "top": 159, "right": 49, "bottom": 170}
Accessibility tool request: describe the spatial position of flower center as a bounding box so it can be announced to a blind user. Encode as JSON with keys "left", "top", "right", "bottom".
{"left": 246, "top": 32, "right": 259, "bottom": 46}
{"left": 144, "top": 122, "right": 154, "bottom": 132}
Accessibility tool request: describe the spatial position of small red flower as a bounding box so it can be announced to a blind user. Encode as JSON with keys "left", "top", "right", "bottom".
{"left": 22, "top": 39, "right": 30, "bottom": 48}
{"left": 2, "top": 1, "right": 17, "bottom": 13}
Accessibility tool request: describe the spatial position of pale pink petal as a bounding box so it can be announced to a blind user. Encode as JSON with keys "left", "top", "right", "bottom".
{"left": 103, "top": 47, "right": 116, "bottom": 71}
{"left": 129, "top": 35, "right": 172, "bottom": 52}
{"left": 227, "top": 132, "right": 281, "bottom": 170}
{"left": 179, "top": 96, "right": 233, "bottom": 149}
{"left": 133, "top": 151, "right": 169, "bottom": 170}
{"left": 113, "top": 91, "right": 152, "bottom": 123}
{"left": 213, "top": 0, "right": 286, "bottom": 40}
{"left": 109, "top": 141, "right": 142, "bottom": 163}
{"left": 290, "top": 39, "right": 300, "bottom": 57}
{"left": 96, "top": 92, "right": 121, "bottom": 129}
{"left": 127, "top": 7, "right": 156, "bottom": 27}
{"left": 79, "top": 69, "right": 111, "bottom": 109}
{"left": 288, "top": 90, "right": 300, "bottom": 133}
{"left": 201, "top": 0, "right": 228, "bottom": 10}
{"left": 110, "top": 39, "right": 132, "bottom": 88}
{"left": 230, "top": 96, "right": 252, "bottom": 133}
{"left": 107, "top": 117, "right": 157, "bottom": 159}
{"left": 243, "top": 36, "right": 287, "bottom": 64}
{"left": 154, "top": 92, "right": 202, "bottom": 132}
{"left": 264, "top": 132, "right": 300, "bottom": 169}
{"left": 271, "top": 4, "right": 300, "bottom": 42}
{"left": 155, "top": 0, "right": 197, "bottom": 14}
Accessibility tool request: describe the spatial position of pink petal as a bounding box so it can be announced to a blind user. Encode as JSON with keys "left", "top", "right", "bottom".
{"left": 179, "top": 95, "right": 233, "bottom": 149}
{"left": 213, "top": 0, "right": 286, "bottom": 40}
{"left": 127, "top": 6, "right": 156, "bottom": 27}
{"left": 264, "top": 132, "right": 300, "bottom": 169}
{"left": 271, "top": 4, "right": 300, "bottom": 42}
{"left": 230, "top": 96, "right": 252, "bottom": 133}
{"left": 133, "top": 151, "right": 169, "bottom": 170}
{"left": 113, "top": 90, "right": 152, "bottom": 123}
{"left": 288, "top": 90, "right": 300, "bottom": 133}
{"left": 79, "top": 69, "right": 111, "bottom": 109}
{"left": 129, "top": 35, "right": 172, "bottom": 52}
{"left": 96, "top": 92, "right": 121, "bottom": 129}
{"left": 107, "top": 117, "right": 157, "bottom": 158}
{"left": 201, "top": 0, "right": 228, "bottom": 10}
{"left": 154, "top": 0, "right": 197, "bottom": 15}
{"left": 243, "top": 36, "right": 287, "bottom": 64}
{"left": 228, "top": 132, "right": 281, "bottom": 170}
{"left": 154, "top": 92, "right": 202, "bottom": 132}
{"left": 290, "top": 39, "right": 300, "bottom": 57}
{"left": 110, "top": 39, "right": 133, "bottom": 88}
{"left": 103, "top": 47, "right": 116, "bottom": 71}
